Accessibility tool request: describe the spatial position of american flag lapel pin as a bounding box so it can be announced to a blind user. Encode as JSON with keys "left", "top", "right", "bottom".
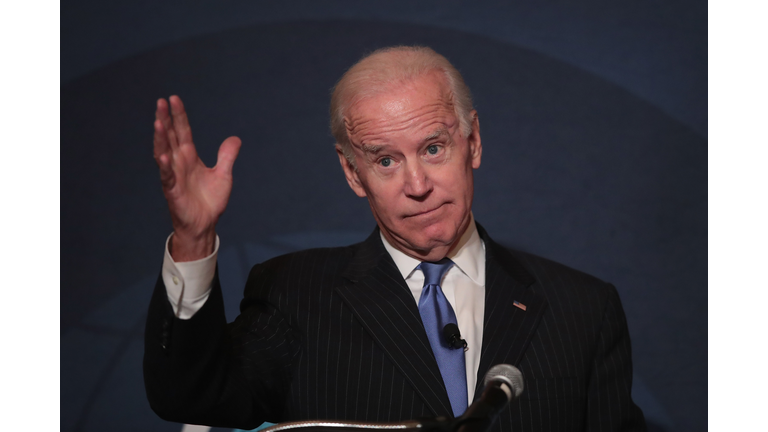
{"left": 513, "top": 300, "right": 527, "bottom": 311}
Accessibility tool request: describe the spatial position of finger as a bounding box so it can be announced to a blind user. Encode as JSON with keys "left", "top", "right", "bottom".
{"left": 155, "top": 98, "right": 171, "bottom": 130}
{"left": 157, "top": 153, "right": 176, "bottom": 190}
{"left": 169, "top": 95, "right": 193, "bottom": 146}
{"left": 215, "top": 136, "right": 242, "bottom": 176}
{"left": 154, "top": 121, "right": 176, "bottom": 189}
{"left": 156, "top": 98, "right": 178, "bottom": 149}
{"left": 153, "top": 119, "right": 170, "bottom": 160}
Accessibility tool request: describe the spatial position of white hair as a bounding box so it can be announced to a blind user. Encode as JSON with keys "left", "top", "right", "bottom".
{"left": 329, "top": 46, "right": 474, "bottom": 168}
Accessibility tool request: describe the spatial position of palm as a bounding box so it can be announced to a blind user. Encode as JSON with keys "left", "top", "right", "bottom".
{"left": 153, "top": 96, "right": 241, "bottom": 257}
{"left": 167, "top": 146, "right": 231, "bottom": 226}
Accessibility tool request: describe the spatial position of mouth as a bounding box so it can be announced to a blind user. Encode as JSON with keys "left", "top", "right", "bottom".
{"left": 405, "top": 203, "right": 445, "bottom": 218}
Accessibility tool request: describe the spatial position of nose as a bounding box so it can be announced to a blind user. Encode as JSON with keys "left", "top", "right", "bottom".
{"left": 403, "top": 161, "right": 433, "bottom": 199}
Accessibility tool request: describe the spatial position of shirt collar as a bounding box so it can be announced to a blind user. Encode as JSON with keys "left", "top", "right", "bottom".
{"left": 380, "top": 213, "right": 486, "bottom": 286}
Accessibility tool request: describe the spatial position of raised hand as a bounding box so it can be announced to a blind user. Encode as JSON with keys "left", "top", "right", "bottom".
{"left": 153, "top": 96, "right": 241, "bottom": 261}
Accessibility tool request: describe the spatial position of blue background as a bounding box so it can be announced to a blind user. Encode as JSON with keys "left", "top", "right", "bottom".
{"left": 60, "top": 2, "right": 706, "bottom": 431}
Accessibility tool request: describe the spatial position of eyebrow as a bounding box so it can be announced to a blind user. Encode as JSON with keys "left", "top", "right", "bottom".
{"left": 361, "top": 143, "right": 384, "bottom": 154}
{"left": 423, "top": 128, "right": 450, "bottom": 142}
{"left": 359, "top": 128, "right": 451, "bottom": 155}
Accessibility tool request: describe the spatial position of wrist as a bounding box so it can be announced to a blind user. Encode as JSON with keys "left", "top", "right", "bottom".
{"left": 170, "top": 229, "right": 216, "bottom": 262}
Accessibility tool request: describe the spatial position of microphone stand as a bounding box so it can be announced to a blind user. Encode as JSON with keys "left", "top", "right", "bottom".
{"left": 260, "top": 417, "right": 453, "bottom": 432}
{"left": 451, "top": 383, "right": 510, "bottom": 432}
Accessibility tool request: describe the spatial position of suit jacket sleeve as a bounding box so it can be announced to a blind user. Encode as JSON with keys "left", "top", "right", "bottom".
{"left": 143, "top": 264, "right": 301, "bottom": 430}
{"left": 585, "top": 284, "right": 646, "bottom": 431}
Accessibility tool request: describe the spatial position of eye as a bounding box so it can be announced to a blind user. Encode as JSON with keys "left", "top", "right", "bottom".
{"left": 380, "top": 157, "right": 392, "bottom": 167}
{"left": 427, "top": 145, "right": 440, "bottom": 155}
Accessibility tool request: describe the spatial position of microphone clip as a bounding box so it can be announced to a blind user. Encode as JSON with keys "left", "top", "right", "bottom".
{"left": 443, "top": 323, "right": 469, "bottom": 352}
{"left": 448, "top": 334, "right": 469, "bottom": 352}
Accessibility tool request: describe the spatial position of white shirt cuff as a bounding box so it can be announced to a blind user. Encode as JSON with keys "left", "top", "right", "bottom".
{"left": 161, "top": 233, "right": 220, "bottom": 319}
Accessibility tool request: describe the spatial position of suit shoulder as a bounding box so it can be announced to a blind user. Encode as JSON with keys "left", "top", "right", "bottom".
{"left": 498, "top": 246, "right": 617, "bottom": 301}
{"left": 499, "top": 248, "right": 626, "bottom": 331}
{"left": 514, "top": 249, "right": 609, "bottom": 284}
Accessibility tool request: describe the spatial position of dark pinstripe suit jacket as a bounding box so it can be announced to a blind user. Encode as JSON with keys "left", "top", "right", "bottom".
{"left": 144, "top": 223, "right": 646, "bottom": 431}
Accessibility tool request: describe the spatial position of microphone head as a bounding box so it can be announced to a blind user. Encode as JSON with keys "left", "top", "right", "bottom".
{"left": 443, "top": 323, "right": 461, "bottom": 340}
{"left": 442, "top": 323, "right": 467, "bottom": 350}
{"left": 484, "top": 364, "right": 524, "bottom": 399}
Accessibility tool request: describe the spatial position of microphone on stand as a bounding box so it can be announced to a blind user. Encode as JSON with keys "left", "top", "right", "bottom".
{"left": 453, "top": 364, "right": 524, "bottom": 432}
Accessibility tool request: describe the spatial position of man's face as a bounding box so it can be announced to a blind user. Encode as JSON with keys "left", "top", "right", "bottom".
{"left": 337, "top": 72, "right": 482, "bottom": 262}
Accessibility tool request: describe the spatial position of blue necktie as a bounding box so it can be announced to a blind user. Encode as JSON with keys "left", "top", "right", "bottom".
{"left": 418, "top": 259, "right": 468, "bottom": 417}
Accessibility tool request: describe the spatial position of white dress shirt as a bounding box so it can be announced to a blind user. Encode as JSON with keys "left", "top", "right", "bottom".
{"left": 162, "top": 216, "right": 486, "bottom": 402}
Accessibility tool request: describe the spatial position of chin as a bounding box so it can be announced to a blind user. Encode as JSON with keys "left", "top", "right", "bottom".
{"left": 405, "top": 224, "right": 457, "bottom": 254}
{"left": 421, "top": 211, "right": 465, "bottom": 241}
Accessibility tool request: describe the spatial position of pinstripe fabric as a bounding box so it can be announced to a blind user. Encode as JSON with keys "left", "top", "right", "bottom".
{"left": 144, "top": 224, "right": 646, "bottom": 431}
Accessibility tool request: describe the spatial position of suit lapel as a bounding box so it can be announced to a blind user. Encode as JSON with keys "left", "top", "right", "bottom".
{"left": 334, "top": 229, "right": 455, "bottom": 417}
{"left": 472, "top": 224, "right": 548, "bottom": 402}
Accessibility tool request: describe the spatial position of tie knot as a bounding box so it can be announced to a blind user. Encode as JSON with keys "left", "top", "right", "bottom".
{"left": 419, "top": 258, "right": 454, "bottom": 286}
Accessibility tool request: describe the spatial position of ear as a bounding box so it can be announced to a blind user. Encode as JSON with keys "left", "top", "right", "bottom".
{"left": 336, "top": 144, "right": 367, "bottom": 198}
{"left": 467, "top": 110, "right": 482, "bottom": 169}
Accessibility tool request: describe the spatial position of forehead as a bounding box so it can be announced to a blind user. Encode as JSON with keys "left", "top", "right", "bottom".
{"left": 344, "top": 72, "right": 457, "bottom": 143}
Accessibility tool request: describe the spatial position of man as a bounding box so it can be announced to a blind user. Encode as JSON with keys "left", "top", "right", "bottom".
{"left": 144, "top": 46, "right": 646, "bottom": 431}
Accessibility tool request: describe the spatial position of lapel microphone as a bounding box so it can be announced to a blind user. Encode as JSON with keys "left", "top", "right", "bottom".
{"left": 443, "top": 323, "right": 468, "bottom": 351}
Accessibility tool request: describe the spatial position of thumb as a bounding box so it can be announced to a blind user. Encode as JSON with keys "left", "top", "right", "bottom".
{"left": 216, "top": 136, "right": 242, "bottom": 176}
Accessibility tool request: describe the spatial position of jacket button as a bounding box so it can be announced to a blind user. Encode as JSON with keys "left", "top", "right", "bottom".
{"left": 161, "top": 319, "right": 171, "bottom": 349}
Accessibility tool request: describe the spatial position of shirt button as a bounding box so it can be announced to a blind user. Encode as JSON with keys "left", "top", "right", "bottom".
{"left": 172, "top": 276, "right": 179, "bottom": 285}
